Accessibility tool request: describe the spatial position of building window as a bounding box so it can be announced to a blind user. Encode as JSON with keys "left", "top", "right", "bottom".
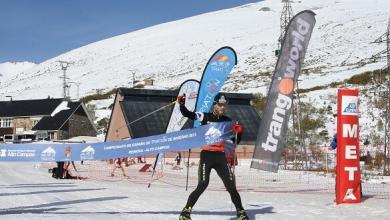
{"left": 0, "top": 118, "right": 13, "bottom": 128}
{"left": 48, "top": 132, "right": 55, "bottom": 140}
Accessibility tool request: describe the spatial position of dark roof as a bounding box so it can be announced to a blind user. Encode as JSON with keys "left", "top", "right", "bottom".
{"left": 117, "top": 88, "right": 261, "bottom": 144}
{"left": 33, "top": 102, "right": 81, "bottom": 131}
{"left": 0, "top": 98, "right": 63, "bottom": 117}
{"left": 119, "top": 88, "right": 177, "bottom": 98}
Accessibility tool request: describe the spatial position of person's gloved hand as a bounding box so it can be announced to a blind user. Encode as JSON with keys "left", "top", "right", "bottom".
{"left": 232, "top": 123, "right": 243, "bottom": 133}
{"left": 177, "top": 95, "right": 186, "bottom": 105}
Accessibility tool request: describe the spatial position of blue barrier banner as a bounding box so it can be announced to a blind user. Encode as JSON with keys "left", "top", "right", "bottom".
{"left": 0, "top": 122, "right": 233, "bottom": 162}
{"left": 194, "top": 47, "right": 237, "bottom": 127}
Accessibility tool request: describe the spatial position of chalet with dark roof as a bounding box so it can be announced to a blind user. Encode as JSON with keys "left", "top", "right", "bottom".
{"left": 0, "top": 98, "right": 97, "bottom": 142}
{"left": 106, "top": 88, "right": 261, "bottom": 158}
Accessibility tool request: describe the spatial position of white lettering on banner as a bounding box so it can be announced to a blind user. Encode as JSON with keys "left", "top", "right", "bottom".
{"left": 104, "top": 144, "right": 127, "bottom": 150}
{"left": 283, "top": 18, "right": 310, "bottom": 78}
{"left": 285, "top": 59, "right": 297, "bottom": 78}
{"left": 345, "top": 167, "right": 358, "bottom": 181}
{"left": 128, "top": 149, "right": 144, "bottom": 154}
{"left": 262, "top": 94, "right": 292, "bottom": 152}
{"left": 104, "top": 132, "right": 198, "bottom": 151}
{"left": 145, "top": 145, "right": 170, "bottom": 152}
{"left": 6, "top": 150, "right": 35, "bottom": 158}
{"left": 199, "top": 80, "right": 221, "bottom": 113}
{"left": 343, "top": 124, "right": 358, "bottom": 138}
{"left": 343, "top": 188, "right": 357, "bottom": 201}
{"left": 345, "top": 145, "right": 357, "bottom": 159}
{"left": 173, "top": 133, "right": 196, "bottom": 141}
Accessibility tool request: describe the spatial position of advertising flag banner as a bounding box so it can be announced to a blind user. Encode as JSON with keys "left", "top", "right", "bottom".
{"left": 251, "top": 10, "right": 316, "bottom": 172}
{"left": 166, "top": 79, "right": 199, "bottom": 133}
{"left": 194, "top": 46, "right": 237, "bottom": 127}
{"left": 336, "top": 89, "right": 362, "bottom": 204}
{"left": 154, "top": 79, "right": 199, "bottom": 165}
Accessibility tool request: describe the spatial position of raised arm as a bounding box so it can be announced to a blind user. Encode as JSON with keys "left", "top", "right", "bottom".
{"left": 178, "top": 95, "right": 197, "bottom": 120}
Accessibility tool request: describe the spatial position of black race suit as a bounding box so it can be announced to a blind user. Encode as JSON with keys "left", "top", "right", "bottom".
{"left": 180, "top": 104, "right": 244, "bottom": 211}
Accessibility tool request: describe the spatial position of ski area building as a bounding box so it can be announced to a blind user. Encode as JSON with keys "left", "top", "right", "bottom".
{"left": 0, "top": 98, "right": 97, "bottom": 142}
{"left": 105, "top": 88, "right": 261, "bottom": 158}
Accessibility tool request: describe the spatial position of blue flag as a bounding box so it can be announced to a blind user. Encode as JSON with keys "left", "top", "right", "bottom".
{"left": 194, "top": 46, "right": 237, "bottom": 127}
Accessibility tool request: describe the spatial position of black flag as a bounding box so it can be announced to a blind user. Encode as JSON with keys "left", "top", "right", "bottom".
{"left": 251, "top": 10, "right": 316, "bottom": 172}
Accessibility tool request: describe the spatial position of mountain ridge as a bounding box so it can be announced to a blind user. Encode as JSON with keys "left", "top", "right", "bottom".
{"left": 0, "top": 0, "right": 388, "bottom": 101}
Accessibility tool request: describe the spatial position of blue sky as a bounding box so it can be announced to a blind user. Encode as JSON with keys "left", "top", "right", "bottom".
{"left": 0, "top": 0, "right": 259, "bottom": 63}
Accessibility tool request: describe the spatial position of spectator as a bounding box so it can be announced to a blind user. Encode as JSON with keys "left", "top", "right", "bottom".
{"left": 330, "top": 134, "right": 337, "bottom": 150}
{"left": 137, "top": 156, "right": 145, "bottom": 163}
{"left": 175, "top": 152, "right": 182, "bottom": 166}
{"left": 111, "top": 158, "right": 127, "bottom": 177}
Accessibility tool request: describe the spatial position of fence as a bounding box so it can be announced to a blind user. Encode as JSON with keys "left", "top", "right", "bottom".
{"left": 38, "top": 150, "right": 390, "bottom": 199}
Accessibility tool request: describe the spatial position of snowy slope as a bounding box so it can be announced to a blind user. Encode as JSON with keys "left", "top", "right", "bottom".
{"left": 0, "top": 61, "right": 36, "bottom": 81}
{"left": 0, "top": 0, "right": 388, "bottom": 100}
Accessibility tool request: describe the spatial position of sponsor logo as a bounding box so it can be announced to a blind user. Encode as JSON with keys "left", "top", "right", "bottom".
{"left": 213, "top": 54, "right": 229, "bottom": 62}
{"left": 188, "top": 92, "right": 198, "bottom": 99}
{"left": 278, "top": 79, "right": 294, "bottom": 96}
{"left": 0, "top": 149, "right": 7, "bottom": 157}
{"left": 182, "top": 81, "right": 198, "bottom": 96}
{"left": 261, "top": 93, "right": 292, "bottom": 152}
{"left": 187, "top": 81, "right": 198, "bottom": 91}
{"left": 80, "top": 145, "right": 95, "bottom": 160}
{"left": 210, "top": 54, "right": 231, "bottom": 72}
{"left": 5, "top": 149, "right": 35, "bottom": 158}
{"left": 341, "top": 96, "right": 358, "bottom": 116}
{"left": 262, "top": 17, "right": 311, "bottom": 152}
{"left": 41, "top": 146, "right": 56, "bottom": 161}
{"left": 205, "top": 126, "right": 223, "bottom": 145}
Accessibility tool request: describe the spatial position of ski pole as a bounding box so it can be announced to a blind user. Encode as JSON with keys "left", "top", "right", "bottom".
{"left": 148, "top": 153, "right": 161, "bottom": 188}
{"left": 232, "top": 121, "right": 238, "bottom": 183}
{"left": 185, "top": 149, "right": 191, "bottom": 191}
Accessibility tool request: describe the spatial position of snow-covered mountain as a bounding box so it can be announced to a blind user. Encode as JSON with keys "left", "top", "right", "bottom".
{"left": 0, "top": 61, "right": 36, "bottom": 81}
{"left": 0, "top": 0, "right": 388, "bottom": 101}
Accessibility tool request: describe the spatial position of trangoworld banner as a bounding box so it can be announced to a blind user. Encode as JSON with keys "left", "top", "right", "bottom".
{"left": 0, "top": 122, "right": 233, "bottom": 162}
{"left": 336, "top": 89, "right": 362, "bottom": 204}
{"left": 194, "top": 46, "right": 237, "bottom": 127}
{"left": 251, "top": 10, "right": 316, "bottom": 172}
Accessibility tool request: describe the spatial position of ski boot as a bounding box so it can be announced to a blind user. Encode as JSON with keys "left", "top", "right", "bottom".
{"left": 237, "top": 209, "right": 249, "bottom": 220}
{"left": 179, "top": 206, "right": 192, "bottom": 220}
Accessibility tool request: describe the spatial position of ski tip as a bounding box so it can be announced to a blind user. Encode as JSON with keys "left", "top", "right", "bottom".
{"left": 147, "top": 183, "right": 151, "bottom": 188}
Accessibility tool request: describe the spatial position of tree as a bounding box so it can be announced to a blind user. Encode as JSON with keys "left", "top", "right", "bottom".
{"left": 252, "top": 93, "right": 266, "bottom": 112}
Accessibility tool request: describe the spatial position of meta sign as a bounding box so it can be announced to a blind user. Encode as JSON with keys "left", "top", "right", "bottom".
{"left": 336, "top": 89, "right": 362, "bottom": 204}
